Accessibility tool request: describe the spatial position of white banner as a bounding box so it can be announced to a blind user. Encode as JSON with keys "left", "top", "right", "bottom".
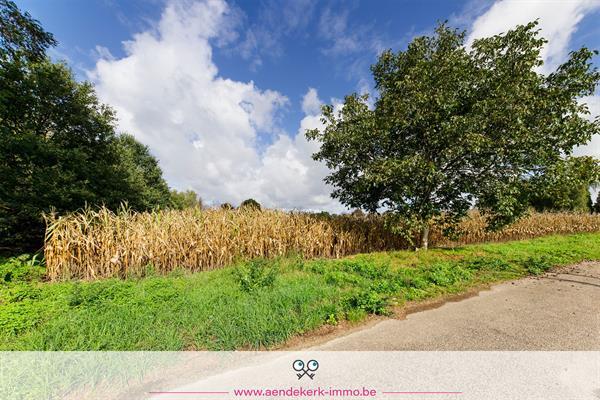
{"left": 1, "top": 351, "right": 598, "bottom": 399}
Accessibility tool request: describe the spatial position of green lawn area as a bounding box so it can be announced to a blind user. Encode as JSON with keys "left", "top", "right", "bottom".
{"left": 1, "top": 233, "right": 600, "bottom": 350}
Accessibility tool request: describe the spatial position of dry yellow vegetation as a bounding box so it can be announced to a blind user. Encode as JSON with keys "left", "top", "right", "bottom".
{"left": 44, "top": 207, "right": 600, "bottom": 281}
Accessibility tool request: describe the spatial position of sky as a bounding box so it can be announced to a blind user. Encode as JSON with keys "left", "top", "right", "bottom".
{"left": 15, "top": 0, "right": 600, "bottom": 211}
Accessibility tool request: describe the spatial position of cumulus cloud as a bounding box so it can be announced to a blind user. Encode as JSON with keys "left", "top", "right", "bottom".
{"left": 468, "top": 0, "right": 600, "bottom": 159}
{"left": 301, "top": 88, "right": 322, "bottom": 115}
{"left": 90, "top": 0, "right": 342, "bottom": 211}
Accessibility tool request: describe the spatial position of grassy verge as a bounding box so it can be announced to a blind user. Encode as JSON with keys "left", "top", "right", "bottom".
{"left": 1, "top": 233, "right": 599, "bottom": 350}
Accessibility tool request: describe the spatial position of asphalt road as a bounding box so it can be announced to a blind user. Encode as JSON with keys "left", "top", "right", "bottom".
{"left": 314, "top": 262, "right": 600, "bottom": 350}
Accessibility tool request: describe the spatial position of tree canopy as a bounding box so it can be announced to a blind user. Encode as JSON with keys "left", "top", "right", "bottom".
{"left": 307, "top": 22, "right": 600, "bottom": 249}
{"left": 0, "top": 0, "right": 55, "bottom": 62}
{"left": 169, "top": 190, "right": 202, "bottom": 210}
{"left": 240, "top": 198, "right": 261, "bottom": 210}
{"left": 526, "top": 156, "right": 599, "bottom": 213}
{"left": 0, "top": 1, "right": 172, "bottom": 250}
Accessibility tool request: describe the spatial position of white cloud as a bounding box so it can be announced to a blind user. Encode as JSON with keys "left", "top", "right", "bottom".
{"left": 92, "top": 45, "right": 115, "bottom": 61}
{"left": 574, "top": 95, "right": 600, "bottom": 158}
{"left": 468, "top": 0, "right": 600, "bottom": 159}
{"left": 301, "top": 88, "right": 322, "bottom": 115}
{"left": 90, "top": 0, "right": 342, "bottom": 211}
{"left": 256, "top": 110, "right": 345, "bottom": 212}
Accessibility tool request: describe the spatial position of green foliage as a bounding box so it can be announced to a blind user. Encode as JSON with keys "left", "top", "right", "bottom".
{"left": 169, "top": 189, "right": 202, "bottom": 210}
{"left": 113, "top": 134, "right": 171, "bottom": 211}
{"left": 240, "top": 198, "right": 261, "bottom": 210}
{"left": 0, "top": 0, "right": 56, "bottom": 62}
{"left": 0, "top": 254, "right": 45, "bottom": 284}
{"left": 521, "top": 256, "right": 555, "bottom": 275}
{"left": 234, "top": 258, "right": 278, "bottom": 293}
{"left": 594, "top": 192, "right": 600, "bottom": 214}
{"left": 307, "top": 22, "right": 600, "bottom": 248}
{"left": 461, "top": 257, "right": 512, "bottom": 271}
{"left": 0, "top": 2, "right": 171, "bottom": 250}
{"left": 527, "top": 156, "right": 600, "bottom": 212}
{"left": 343, "top": 290, "right": 389, "bottom": 315}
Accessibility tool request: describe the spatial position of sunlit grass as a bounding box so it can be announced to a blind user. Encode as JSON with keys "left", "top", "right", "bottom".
{"left": 1, "top": 233, "right": 599, "bottom": 350}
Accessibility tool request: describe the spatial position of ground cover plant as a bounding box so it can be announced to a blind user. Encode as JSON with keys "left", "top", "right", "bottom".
{"left": 45, "top": 207, "right": 600, "bottom": 280}
{"left": 2, "top": 233, "right": 599, "bottom": 350}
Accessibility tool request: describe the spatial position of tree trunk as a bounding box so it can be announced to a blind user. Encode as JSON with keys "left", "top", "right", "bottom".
{"left": 420, "top": 225, "right": 429, "bottom": 250}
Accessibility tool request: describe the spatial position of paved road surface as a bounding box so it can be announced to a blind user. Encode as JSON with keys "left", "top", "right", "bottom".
{"left": 314, "top": 262, "right": 600, "bottom": 350}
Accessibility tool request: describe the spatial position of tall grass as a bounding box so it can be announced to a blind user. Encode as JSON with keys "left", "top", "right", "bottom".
{"left": 44, "top": 207, "right": 600, "bottom": 281}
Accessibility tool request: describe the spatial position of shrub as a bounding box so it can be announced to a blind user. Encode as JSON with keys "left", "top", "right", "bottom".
{"left": 343, "top": 290, "right": 389, "bottom": 315}
{"left": 0, "top": 254, "right": 45, "bottom": 285}
{"left": 220, "top": 203, "right": 234, "bottom": 210}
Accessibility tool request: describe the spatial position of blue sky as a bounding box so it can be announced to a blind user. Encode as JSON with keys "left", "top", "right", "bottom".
{"left": 14, "top": 0, "right": 600, "bottom": 210}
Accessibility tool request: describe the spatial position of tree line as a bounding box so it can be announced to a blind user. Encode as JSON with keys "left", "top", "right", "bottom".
{"left": 0, "top": 1, "right": 204, "bottom": 251}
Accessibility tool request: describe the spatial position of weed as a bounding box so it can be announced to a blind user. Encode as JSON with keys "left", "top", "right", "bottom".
{"left": 0, "top": 254, "right": 45, "bottom": 285}
{"left": 462, "top": 257, "right": 512, "bottom": 271}
{"left": 234, "top": 259, "right": 278, "bottom": 293}
{"left": 521, "top": 256, "right": 555, "bottom": 275}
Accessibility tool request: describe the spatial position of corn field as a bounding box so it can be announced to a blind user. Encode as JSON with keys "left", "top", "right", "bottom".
{"left": 44, "top": 207, "right": 600, "bottom": 281}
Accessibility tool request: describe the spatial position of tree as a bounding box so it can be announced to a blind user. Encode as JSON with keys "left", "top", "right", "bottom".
{"left": 240, "top": 198, "right": 261, "bottom": 210}
{"left": 169, "top": 190, "right": 202, "bottom": 210}
{"left": 112, "top": 134, "right": 171, "bottom": 211}
{"left": 527, "top": 156, "right": 600, "bottom": 212}
{"left": 0, "top": 0, "right": 55, "bottom": 62}
{"left": 0, "top": 1, "right": 171, "bottom": 250}
{"left": 0, "top": 59, "right": 121, "bottom": 250}
{"left": 307, "top": 22, "right": 600, "bottom": 249}
{"left": 220, "top": 203, "right": 234, "bottom": 210}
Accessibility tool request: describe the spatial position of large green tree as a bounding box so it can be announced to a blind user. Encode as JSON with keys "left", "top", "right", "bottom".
{"left": 113, "top": 134, "right": 171, "bottom": 211}
{"left": 526, "top": 156, "right": 599, "bottom": 212}
{"left": 0, "top": 1, "right": 170, "bottom": 250}
{"left": 307, "top": 22, "right": 600, "bottom": 249}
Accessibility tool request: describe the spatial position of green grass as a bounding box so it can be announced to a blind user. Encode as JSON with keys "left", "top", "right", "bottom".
{"left": 1, "top": 233, "right": 599, "bottom": 350}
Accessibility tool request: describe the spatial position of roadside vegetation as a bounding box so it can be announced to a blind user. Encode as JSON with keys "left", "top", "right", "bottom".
{"left": 2, "top": 233, "right": 599, "bottom": 350}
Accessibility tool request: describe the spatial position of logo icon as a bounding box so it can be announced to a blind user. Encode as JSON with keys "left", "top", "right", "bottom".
{"left": 293, "top": 359, "right": 319, "bottom": 380}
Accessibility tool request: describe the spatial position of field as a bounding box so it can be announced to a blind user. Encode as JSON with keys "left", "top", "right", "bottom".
{"left": 2, "top": 233, "right": 600, "bottom": 350}
{"left": 44, "top": 207, "right": 600, "bottom": 280}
